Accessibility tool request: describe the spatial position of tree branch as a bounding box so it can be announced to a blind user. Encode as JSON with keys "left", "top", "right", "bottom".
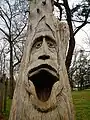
{"left": 63, "top": 0, "right": 75, "bottom": 71}
{"left": 13, "top": 47, "right": 22, "bottom": 68}
{"left": 13, "top": 23, "right": 27, "bottom": 42}
{"left": 54, "top": 1, "right": 64, "bottom": 20}
{"left": 0, "top": 28, "right": 9, "bottom": 39}
{"left": 74, "top": 9, "right": 90, "bottom": 35}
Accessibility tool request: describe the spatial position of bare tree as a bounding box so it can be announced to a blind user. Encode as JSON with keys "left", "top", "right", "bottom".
{"left": 0, "top": 0, "right": 28, "bottom": 98}
{"left": 54, "top": 0, "right": 90, "bottom": 71}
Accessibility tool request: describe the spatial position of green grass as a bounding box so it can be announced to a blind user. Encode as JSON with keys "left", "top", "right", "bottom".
{"left": 2, "top": 97, "right": 12, "bottom": 120}
{"left": 72, "top": 89, "right": 90, "bottom": 120}
{"left": 2, "top": 90, "right": 90, "bottom": 120}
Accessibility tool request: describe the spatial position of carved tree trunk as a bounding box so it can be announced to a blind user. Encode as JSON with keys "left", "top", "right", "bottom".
{"left": 4, "top": 77, "right": 8, "bottom": 111}
{"left": 9, "top": 41, "right": 14, "bottom": 99}
{"left": 9, "top": 0, "right": 75, "bottom": 120}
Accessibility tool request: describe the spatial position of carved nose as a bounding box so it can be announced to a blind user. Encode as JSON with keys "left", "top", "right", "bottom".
{"left": 38, "top": 55, "right": 50, "bottom": 60}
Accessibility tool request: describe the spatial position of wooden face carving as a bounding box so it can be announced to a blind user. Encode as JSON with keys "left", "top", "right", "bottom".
{"left": 9, "top": 20, "right": 74, "bottom": 120}
{"left": 25, "top": 30, "right": 62, "bottom": 112}
{"left": 9, "top": 0, "right": 74, "bottom": 118}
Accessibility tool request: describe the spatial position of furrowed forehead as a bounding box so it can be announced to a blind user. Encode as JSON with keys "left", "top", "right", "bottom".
{"left": 32, "top": 30, "right": 56, "bottom": 42}
{"left": 31, "top": 17, "right": 56, "bottom": 41}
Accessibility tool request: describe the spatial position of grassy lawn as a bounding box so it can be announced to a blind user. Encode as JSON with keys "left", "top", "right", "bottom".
{"left": 72, "top": 89, "right": 90, "bottom": 120}
{"left": 2, "top": 90, "right": 90, "bottom": 120}
{"left": 2, "top": 97, "right": 12, "bottom": 120}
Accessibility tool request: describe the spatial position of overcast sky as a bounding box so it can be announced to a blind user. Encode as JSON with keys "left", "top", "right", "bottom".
{"left": 0, "top": 0, "right": 90, "bottom": 51}
{"left": 68, "top": 0, "right": 90, "bottom": 51}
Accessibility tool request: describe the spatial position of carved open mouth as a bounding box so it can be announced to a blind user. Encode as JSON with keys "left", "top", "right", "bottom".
{"left": 28, "top": 64, "right": 59, "bottom": 102}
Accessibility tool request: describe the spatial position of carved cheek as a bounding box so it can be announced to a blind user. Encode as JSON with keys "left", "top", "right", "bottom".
{"left": 30, "top": 52, "right": 38, "bottom": 62}
{"left": 51, "top": 51, "right": 57, "bottom": 59}
{"left": 30, "top": 48, "right": 43, "bottom": 63}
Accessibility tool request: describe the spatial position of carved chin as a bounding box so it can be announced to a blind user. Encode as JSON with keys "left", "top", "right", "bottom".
{"left": 28, "top": 64, "right": 59, "bottom": 102}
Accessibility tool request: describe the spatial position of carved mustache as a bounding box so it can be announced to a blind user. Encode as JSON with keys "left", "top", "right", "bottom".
{"left": 28, "top": 64, "right": 59, "bottom": 78}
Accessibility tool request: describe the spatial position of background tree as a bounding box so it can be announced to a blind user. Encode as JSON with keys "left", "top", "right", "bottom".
{"left": 54, "top": 0, "right": 90, "bottom": 71}
{"left": 68, "top": 49, "right": 79, "bottom": 90}
{"left": 69, "top": 49, "right": 90, "bottom": 90}
{"left": 0, "top": 0, "right": 28, "bottom": 98}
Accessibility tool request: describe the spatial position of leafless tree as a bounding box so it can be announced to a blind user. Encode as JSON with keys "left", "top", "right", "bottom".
{"left": 54, "top": 0, "right": 90, "bottom": 71}
{"left": 0, "top": 0, "right": 28, "bottom": 98}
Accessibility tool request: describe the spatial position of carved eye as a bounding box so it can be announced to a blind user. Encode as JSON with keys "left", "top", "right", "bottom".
{"left": 47, "top": 41, "right": 56, "bottom": 48}
{"left": 45, "top": 36, "right": 56, "bottom": 49}
{"left": 33, "top": 37, "right": 43, "bottom": 49}
{"left": 34, "top": 41, "right": 42, "bottom": 49}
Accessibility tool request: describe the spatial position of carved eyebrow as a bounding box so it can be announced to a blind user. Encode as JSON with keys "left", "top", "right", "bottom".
{"left": 45, "top": 36, "right": 56, "bottom": 44}
{"left": 33, "top": 36, "right": 43, "bottom": 42}
{"left": 33, "top": 32, "right": 55, "bottom": 42}
{"left": 31, "top": 35, "right": 56, "bottom": 48}
{"left": 31, "top": 36, "right": 43, "bottom": 48}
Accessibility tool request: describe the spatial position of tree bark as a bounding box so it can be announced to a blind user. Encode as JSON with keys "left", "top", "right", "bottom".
{"left": 9, "top": 42, "right": 14, "bottom": 99}
{"left": 63, "top": 0, "right": 75, "bottom": 71}
{"left": 4, "top": 77, "right": 8, "bottom": 111}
